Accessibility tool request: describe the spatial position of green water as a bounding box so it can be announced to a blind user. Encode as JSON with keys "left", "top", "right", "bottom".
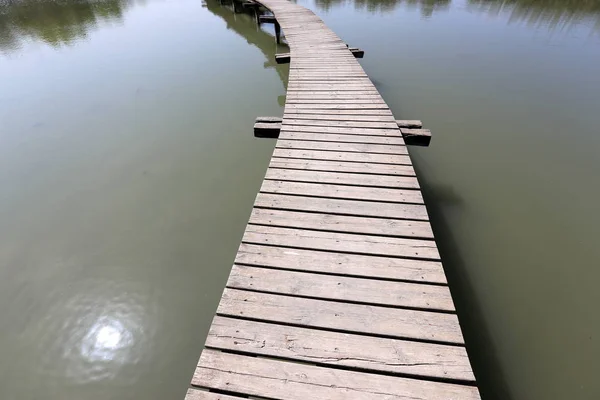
{"left": 1, "top": 0, "right": 599, "bottom": 399}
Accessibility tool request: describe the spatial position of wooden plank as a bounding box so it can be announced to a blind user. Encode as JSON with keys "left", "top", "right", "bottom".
{"left": 217, "top": 289, "right": 465, "bottom": 344}
{"left": 268, "top": 157, "right": 416, "bottom": 176}
{"left": 265, "top": 168, "right": 419, "bottom": 189}
{"left": 254, "top": 192, "right": 427, "bottom": 219}
{"left": 228, "top": 265, "right": 452, "bottom": 310}
{"left": 235, "top": 243, "right": 446, "bottom": 283}
{"left": 285, "top": 98, "right": 385, "bottom": 103}
{"left": 283, "top": 116, "right": 395, "bottom": 125}
{"left": 261, "top": 180, "right": 424, "bottom": 204}
{"left": 279, "top": 131, "right": 404, "bottom": 145}
{"left": 242, "top": 225, "right": 440, "bottom": 260}
{"left": 285, "top": 94, "right": 383, "bottom": 100}
{"left": 286, "top": 88, "right": 380, "bottom": 93}
{"left": 283, "top": 118, "right": 398, "bottom": 129}
{"left": 254, "top": 122, "right": 281, "bottom": 138}
{"left": 249, "top": 208, "right": 433, "bottom": 238}
{"left": 271, "top": 148, "right": 413, "bottom": 165}
{"left": 396, "top": 120, "right": 423, "bottom": 128}
{"left": 276, "top": 140, "right": 409, "bottom": 155}
{"left": 207, "top": 317, "right": 475, "bottom": 381}
{"left": 282, "top": 108, "right": 393, "bottom": 115}
{"left": 288, "top": 71, "right": 369, "bottom": 77}
{"left": 279, "top": 125, "right": 403, "bottom": 136}
{"left": 256, "top": 116, "right": 282, "bottom": 123}
{"left": 185, "top": 389, "right": 239, "bottom": 400}
{"left": 284, "top": 102, "right": 387, "bottom": 108}
{"left": 283, "top": 113, "right": 394, "bottom": 122}
{"left": 193, "top": 350, "right": 480, "bottom": 399}
{"left": 402, "top": 128, "right": 432, "bottom": 146}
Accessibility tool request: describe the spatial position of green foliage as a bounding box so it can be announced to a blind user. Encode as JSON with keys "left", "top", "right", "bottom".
{"left": 0, "top": 0, "right": 131, "bottom": 51}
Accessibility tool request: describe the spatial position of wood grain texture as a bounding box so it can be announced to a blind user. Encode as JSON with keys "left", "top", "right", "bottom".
{"left": 217, "top": 289, "right": 464, "bottom": 344}
{"left": 185, "top": 389, "right": 240, "bottom": 400}
{"left": 248, "top": 208, "right": 434, "bottom": 238}
{"left": 207, "top": 317, "right": 475, "bottom": 381}
{"left": 260, "top": 180, "right": 424, "bottom": 204}
{"left": 242, "top": 225, "right": 440, "bottom": 260}
{"left": 227, "top": 265, "right": 453, "bottom": 311}
{"left": 272, "top": 148, "right": 413, "bottom": 164}
{"left": 268, "top": 157, "right": 416, "bottom": 175}
{"left": 279, "top": 131, "right": 405, "bottom": 145}
{"left": 265, "top": 168, "right": 420, "bottom": 189}
{"left": 254, "top": 191, "right": 427, "bottom": 218}
{"left": 235, "top": 243, "right": 446, "bottom": 283}
{"left": 193, "top": 350, "right": 480, "bottom": 399}
{"left": 276, "top": 139, "right": 409, "bottom": 155}
{"left": 279, "top": 124, "right": 403, "bottom": 136}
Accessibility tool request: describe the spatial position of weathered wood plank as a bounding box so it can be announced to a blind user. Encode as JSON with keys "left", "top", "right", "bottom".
{"left": 228, "top": 265, "right": 452, "bottom": 310}
{"left": 272, "top": 148, "right": 412, "bottom": 164}
{"left": 254, "top": 122, "right": 281, "bottom": 138}
{"left": 280, "top": 125, "right": 403, "bottom": 136}
{"left": 396, "top": 120, "right": 423, "bottom": 128}
{"left": 217, "top": 289, "right": 465, "bottom": 344}
{"left": 268, "top": 157, "right": 415, "bottom": 176}
{"left": 265, "top": 168, "right": 419, "bottom": 189}
{"left": 401, "top": 128, "right": 432, "bottom": 146}
{"left": 185, "top": 389, "right": 239, "bottom": 400}
{"left": 285, "top": 98, "right": 386, "bottom": 103}
{"left": 193, "top": 350, "right": 480, "bottom": 399}
{"left": 249, "top": 208, "right": 433, "bottom": 238}
{"left": 243, "top": 225, "right": 440, "bottom": 260}
{"left": 261, "top": 180, "right": 424, "bottom": 204}
{"left": 254, "top": 191, "right": 427, "bottom": 219}
{"left": 276, "top": 140, "right": 409, "bottom": 155}
{"left": 256, "top": 116, "right": 282, "bottom": 123}
{"left": 285, "top": 90, "right": 384, "bottom": 96}
{"left": 283, "top": 108, "right": 393, "bottom": 115}
{"left": 282, "top": 118, "right": 398, "bottom": 129}
{"left": 235, "top": 243, "right": 445, "bottom": 283}
{"left": 207, "top": 317, "right": 475, "bottom": 381}
{"left": 285, "top": 94, "right": 383, "bottom": 101}
{"left": 283, "top": 112, "right": 395, "bottom": 122}
{"left": 279, "top": 131, "right": 405, "bottom": 145}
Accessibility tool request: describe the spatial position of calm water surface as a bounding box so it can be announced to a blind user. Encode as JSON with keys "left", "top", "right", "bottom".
{"left": 1, "top": 0, "right": 599, "bottom": 399}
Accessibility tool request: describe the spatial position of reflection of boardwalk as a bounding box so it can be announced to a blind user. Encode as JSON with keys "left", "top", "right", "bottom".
{"left": 204, "top": 0, "right": 289, "bottom": 88}
{"left": 187, "top": 0, "right": 480, "bottom": 398}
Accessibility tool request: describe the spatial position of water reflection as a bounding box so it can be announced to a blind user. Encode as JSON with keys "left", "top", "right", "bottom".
{"left": 0, "top": 0, "right": 138, "bottom": 52}
{"left": 313, "top": 0, "right": 450, "bottom": 15}
{"left": 467, "top": 0, "right": 600, "bottom": 31}
{"left": 310, "top": 0, "right": 600, "bottom": 30}
{"left": 80, "top": 317, "right": 132, "bottom": 363}
{"left": 205, "top": 0, "right": 289, "bottom": 86}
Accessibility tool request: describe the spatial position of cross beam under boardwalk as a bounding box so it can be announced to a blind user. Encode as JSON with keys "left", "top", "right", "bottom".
{"left": 186, "top": 0, "right": 480, "bottom": 399}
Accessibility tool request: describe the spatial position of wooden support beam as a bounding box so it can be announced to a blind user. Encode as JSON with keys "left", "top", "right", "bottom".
{"left": 254, "top": 117, "right": 282, "bottom": 138}
{"left": 275, "top": 21, "right": 281, "bottom": 44}
{"left": 255, "top": 117, "right": 430, "bottom": 146}
{"left": 275, "top": 53, "right": 291, "bottom": 64}
{"left": 348, "top": 47, "right": 365, "bottom": 58}
{"left": 276, "top": 48, "right": 364, "bottom": 64}
{"left": 396, "top": 120, "right": 423, "bottom": 129}
{"left": 256, "top": 116, "right": 282, "bottom": 123}
{"left": 400, "top": 128, "right": 432, "bottom": 146}
{"left": 259, "top": 15, "right": 276, "bottom": 23}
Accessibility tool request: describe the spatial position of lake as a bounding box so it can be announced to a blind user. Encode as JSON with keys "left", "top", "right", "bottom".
{"left": 1, "top": 0, "right": 599, "bottom": 399}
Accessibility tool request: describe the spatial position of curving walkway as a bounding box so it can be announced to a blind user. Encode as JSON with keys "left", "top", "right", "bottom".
{"left": 186, "top": 1, "right": 480, "bottom": 399}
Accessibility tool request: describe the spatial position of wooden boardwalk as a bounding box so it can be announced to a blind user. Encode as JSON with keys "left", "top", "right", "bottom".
{"left": 187, "top": 1, "right": 480, "bottom": 399}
